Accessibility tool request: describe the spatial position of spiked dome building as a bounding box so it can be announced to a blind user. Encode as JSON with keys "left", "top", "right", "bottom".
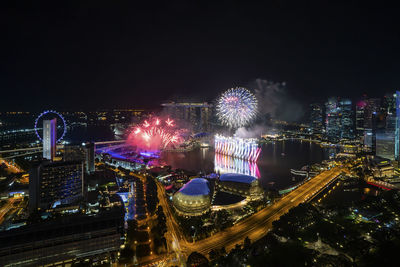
{"left": 172, "top": 178, "right": 211, "bottom": 216}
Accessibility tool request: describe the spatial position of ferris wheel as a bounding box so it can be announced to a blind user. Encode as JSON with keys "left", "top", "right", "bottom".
{"left": 34, "top": 110, "right": 67, "bottom": 143}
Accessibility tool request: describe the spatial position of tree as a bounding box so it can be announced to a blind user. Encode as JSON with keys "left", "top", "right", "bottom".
{"left": 244, "top": 236, "right": 251, "bottom": 249}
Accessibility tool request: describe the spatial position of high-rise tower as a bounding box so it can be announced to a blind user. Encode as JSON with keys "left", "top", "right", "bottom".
{"left": 310, "top": 103, "right": 323, "bottom": 135}
{"left": 43, "top": 119, "right": 56, "bottom": 161}
{"left": 339, "top": 99, "right": 354, "bottom": 139}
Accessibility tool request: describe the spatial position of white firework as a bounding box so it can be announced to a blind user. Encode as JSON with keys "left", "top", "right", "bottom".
{"left": 217, "top": 87, "right": 258, "bottom": 129}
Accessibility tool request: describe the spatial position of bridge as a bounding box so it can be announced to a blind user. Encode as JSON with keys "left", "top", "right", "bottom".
{"left": 290, "top": 168, "right": 319, "bottom": 177}
{"left": 366, "top": 178, "right": 400, "bottom": 191}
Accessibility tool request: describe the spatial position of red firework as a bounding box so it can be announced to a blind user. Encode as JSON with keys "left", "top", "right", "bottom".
{"left": 128, "top": 117, "right": 184, "bottom": 150}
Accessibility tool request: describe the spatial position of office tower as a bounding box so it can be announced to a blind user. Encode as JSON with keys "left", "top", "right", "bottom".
{"left": 364, "top": 98, "right": 381, "bottom": 129}
{"left": 385, "top": 93, "right": 397, "bottom": 131}
{"left": 29, "top": 160, "right": 84, "bottom": 212}
{"left": 64, "top": 143, "right": 95, "bottom": 173}
{"left": 395, "top": 91, "right": 400, "bottom": 162}
{"left": 339, "top": 99, "right": 354, "bottom": 139}
{"left": 383, "top": 93, "right": 396, "bottom": 114}
{"left": 376, "top": 130, "right": 395, "bottom": 160}
{"left": 325, "top": 98, "right": 341, "bottom": 142}
{"left": 310, "top": 103, "right": 323, "bottom": 135}
{"left": 355, "top": 100, "right": 367, "bottom": 138}
{"left": 85, "top": 142, "right": 95, "bottom": 173}
{"left": 43, "top": 119, "right": 56, "bottom": 161}
{"left": 161, "top": 102, "right": 213, "bottom": 132}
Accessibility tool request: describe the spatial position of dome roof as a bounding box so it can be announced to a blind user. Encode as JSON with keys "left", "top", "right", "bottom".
{"left": 178, "top": 178, "right": 210, "bottom": 196}
{"left": 219, "top": 173, "right": 257, "bottom": 184}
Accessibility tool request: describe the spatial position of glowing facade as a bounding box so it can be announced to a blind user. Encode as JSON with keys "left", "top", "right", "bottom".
{"left": 43, "top": 119, "right": 56, "bottom": 161}
{"left": 214, "top": 135, "right": 261, "bottom": 162}
{"left": 218, "top": 173, "right": 264, "bottom": 200}
{"left": 310, "top": 103, "right": 323, "bottom": 135}
{"left": 395, "top": 91, "right": 400, "bottom": 161}
{"left": 173, "top": 178, "right": 211, "bottom": 216}
{"left": 29, "top": 160, "right": 84, "bottom": 212}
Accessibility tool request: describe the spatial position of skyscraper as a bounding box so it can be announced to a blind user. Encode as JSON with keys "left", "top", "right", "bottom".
{"left": 43, "top": 119, "right": 56, "bottom": 161}
{"left": 355, "top": 100, "right": 367, "bottom": 138}
{"left": 395, "top": 91, "right": 400, "bottom": 162}
{"left": 310, "top": 103, "right": 323, "bottom": 135}
{"left": 376, "top": 131, "right": 395, "bottom": 160}
{"left": 364, "top": 98, "right": 381, "bottom": 129}
{"left": 85, "top": 142, "right": 96, "bottom": 173}
{"left": 29, "top": 160, "right": 84, "bottom": 212}
{"left": 64, "top": 142, "right": 95, "bottom": 173}
{"left": 161, "top": 102, "right": 213, "bottom": 132}
{"left": 325, "top": 98, "right": 341, "bottom": 142}
{"left": 339, "top": 99, "right": 354, "bottom": 139}
{"left": 383, "top": 93, "right": 396, "bottom": 115}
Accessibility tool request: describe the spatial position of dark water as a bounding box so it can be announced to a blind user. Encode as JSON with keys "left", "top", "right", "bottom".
{"left": 162, "top": 140, "right": 335, "bottom": 190}
{"left": 66, "top": 125, "right": 115, "bottom": 143}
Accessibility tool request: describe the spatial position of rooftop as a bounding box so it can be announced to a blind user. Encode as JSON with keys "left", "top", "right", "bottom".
{"left": 219, "top": 173, "right": 257, "bottom": 184}
{"left": 178, "top": 178, "right": 210, "bottom": 196}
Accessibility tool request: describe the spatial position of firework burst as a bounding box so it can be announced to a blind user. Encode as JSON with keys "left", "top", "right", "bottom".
{"left": 217, "top": 87, "right": 258, "bottom": 129}
{"left": 127, "top": 117, "right": 185, "bottom": 150}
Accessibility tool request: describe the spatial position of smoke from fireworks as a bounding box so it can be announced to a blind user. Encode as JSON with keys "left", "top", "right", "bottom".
{"left": 217, "top": 87, "right": 258, "bottom": 129}
{"left": 127, "top": 117, "right": 186, "bottom": 151}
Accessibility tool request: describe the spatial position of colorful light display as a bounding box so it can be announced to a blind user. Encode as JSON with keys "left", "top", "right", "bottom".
{"left": 127, "top": 117, "right": 185, "bottom": 151}
{"left": 214, "top": 153, "right": 260, "bottom": 178}
{"left": 217, "top": 87, "right": 258, "bottom": 129}
{"left": 214, "top": 134, "right": 261, "bottom": 162}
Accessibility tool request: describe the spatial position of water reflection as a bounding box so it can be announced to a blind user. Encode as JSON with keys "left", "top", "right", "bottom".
{"left": 214, "top": 153, "right": 260, "bottom": 178}
{"left": 163, "top": 140, "right": 331, "bottom": 190}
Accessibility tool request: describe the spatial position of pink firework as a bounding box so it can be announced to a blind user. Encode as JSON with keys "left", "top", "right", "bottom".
{"left": 128, "top": 117, "right": 185, "bottom": 150}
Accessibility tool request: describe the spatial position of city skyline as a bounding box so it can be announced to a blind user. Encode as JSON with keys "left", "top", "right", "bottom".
{"left": 2, "top": 2, "right": 400, "bottom": 266}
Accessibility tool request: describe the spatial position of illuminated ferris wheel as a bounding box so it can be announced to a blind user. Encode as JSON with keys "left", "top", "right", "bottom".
{"left": 34, "top": 110, "right": 67, "bottom": 143}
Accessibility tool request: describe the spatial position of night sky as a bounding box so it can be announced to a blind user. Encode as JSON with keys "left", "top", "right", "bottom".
{"left": 2, "top": 1, "right": 400, "bottom": 111}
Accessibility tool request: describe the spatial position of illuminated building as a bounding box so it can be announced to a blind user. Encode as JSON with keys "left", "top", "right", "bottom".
{"left": 376, "top": 131, "right": 395, "bottom": 160}
{"left": 29, "top": 161, "right": 84, "bottom": 212}
{"left": 325, "top": 98, "right": 354, "bottom": 141}
{"left": 64, "top": 143, "right": 95, "bottom": 173}
{"left": 85, "top": 142, "right": 95, "bottom": 173}
{"left": 325, "top": 98, "right": 341, "bottom": 142}
{"left": 375, "top": 93, "right": 397, "bottom": 161}
{"left": 214, "top": 135, "right": 261, "bottom": 162}
{"left": 161, "top": 102, "right": 213, "bottom": 132}
{"left": 218, "top": 173, "right": 263, "bottom": 200}
{"left": 384, "top": 93, "right": 396, "bottom": 115}
{"left": 395, "top": 91, "right": 400, "bottom": 162}
{"left": 310, "top": 103, "right": 324, "bottom": 135}
{"left": 364, "top": 98, "right": 381, "bottom": 129}
{"left": 371, "top": 157, "right": 394, "bottom": 178}
{"left": 356, "top": 97, "right": 380, "bottom": 149}
{"left": 172, "top": 178, "right": 211, "bottom": 216}
{"left": 356, "top": 100, "right": 367, "bottom": 138}
{"left": 0, "top": 209, "right": 124, "bottom": 266}
{"left": 339, "top": 99, "right": 354, "bottom": 139}
{"left": 43, "top": 119, "right": 56, "bottom": 161}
